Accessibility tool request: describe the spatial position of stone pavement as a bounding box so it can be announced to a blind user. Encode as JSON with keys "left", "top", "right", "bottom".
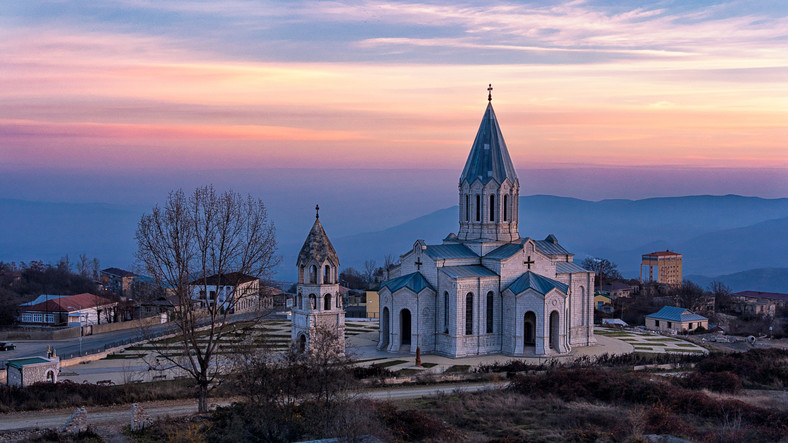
{"left": 55, "top": 321, "right": 707, "bottom": 384}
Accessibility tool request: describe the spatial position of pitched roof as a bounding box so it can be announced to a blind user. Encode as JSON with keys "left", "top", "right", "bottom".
{"left": 733, "top": 291, "right": 788, "bottom": 302}
{"left": 440, "top": 265, "right": 498, "bottom": 279}
{"left": 506, "top": 271, "right": 568, "bottom": 295}
{"left": 555, "top": 261, "right": 590, "bottom": 274}
{"left": 297, "top": 217, "right": 339, "bottom": 267}
{"left": 647, "top": 306, "right": 707, "bottom": 322}
{"left": 535, "top": 235, "right": 570, "bottom": 256}
{"left": 424, "top": 244, "right": 478, "bottom": 260}
{"left": 485, "top": 242, "right": 522, "bottom": 260}
{"left": 379, "top": 272, "right": 434, "bottom": 294}
{"left": 189, "top": 272, "right": 258, "bottom": 286}
{"left": 21, "top": 294, "right": 67, "bottom": 307}
{"left": 459, "top": 102, "right": 518, "bottom": 186}
{"left": 7, "top": 358, "right": 52, "bottom": 369}
{"left": 101, "top": 267, "right": 137, "bottom": 278}
{"left": 23, "top": 293, "right": 115, "bottom": 312}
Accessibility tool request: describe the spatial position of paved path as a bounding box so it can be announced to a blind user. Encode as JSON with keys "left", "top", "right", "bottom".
{"left": 0, "top": 382, "right": 503, "bottom": 432}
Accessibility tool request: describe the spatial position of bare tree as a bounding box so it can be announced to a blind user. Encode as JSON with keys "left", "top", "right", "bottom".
{"left": 383, "top": 254, "right": 395, "bottom": 280}
{"left": 76, "top": 254, "right": 90, "bottom": 278}
{"left": 363, "top": 259, "right": 377, "bottom": 285}
{"left": 91, "top": 258, "right": 100, "bottom": 281}
{"left": 135, "top": 185, "right": 279, "bottom": 412}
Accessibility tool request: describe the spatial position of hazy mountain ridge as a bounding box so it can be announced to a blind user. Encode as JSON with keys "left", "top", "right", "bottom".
{"left": 685, "top": 268, "right": 788, "bottom": 293}
{"left": 3, "top": 195, "right": 788, "bottom": 292}
{"left": 331, "top": 195, "right": 788, "bottom": 291}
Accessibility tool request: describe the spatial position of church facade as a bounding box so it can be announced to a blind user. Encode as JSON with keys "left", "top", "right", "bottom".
{"left": 378, "top": 92, "right": 595, "bottom": 357}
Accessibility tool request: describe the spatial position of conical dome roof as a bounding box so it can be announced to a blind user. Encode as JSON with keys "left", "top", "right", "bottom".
{"left": 459, "top": 102, "right": 518, "bottom": 185}
{"left": 297, "top": 216, "right": 339, "bottom": 267}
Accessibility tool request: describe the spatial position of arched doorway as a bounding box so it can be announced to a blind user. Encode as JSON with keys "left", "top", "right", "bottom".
{"left": 400, "top": 309, "right": 412, "bottom": 346}
{"left": 524, "top": 311, "right": 536, "bottom": 347}
{"left": 46, "top": 370, "right": 55, "bottom": 383}
{"left": 549, "top": 311, "right": 560, "bottom": 351}
{"left": 298, "top": 334, "right": 306, "bottom": 353}
{"left": 380, "top": 307, "right": 390, "bottom": 348}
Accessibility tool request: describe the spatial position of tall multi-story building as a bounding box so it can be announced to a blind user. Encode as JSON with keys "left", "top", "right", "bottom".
{"left": 640, "top": 250, "right": 683, "bottom": 286}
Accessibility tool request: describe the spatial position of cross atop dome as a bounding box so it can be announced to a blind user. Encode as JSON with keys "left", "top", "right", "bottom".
{"left": 488, "top": 84, "right": 493, "bottom": 101}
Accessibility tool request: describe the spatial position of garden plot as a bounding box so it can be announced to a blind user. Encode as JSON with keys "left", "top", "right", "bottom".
{"left": 595, "top": 328, "right": 707, "bottom": 355}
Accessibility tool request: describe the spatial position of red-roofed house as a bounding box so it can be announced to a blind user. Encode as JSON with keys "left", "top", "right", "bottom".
{"left": 19, "top": 293, "right": 118, "bottom": 327}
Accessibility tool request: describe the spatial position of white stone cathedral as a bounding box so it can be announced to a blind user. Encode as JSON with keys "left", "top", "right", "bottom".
{"left": 292, "top": 206, "right": 345, "bottom": 354}
{"left": 378, "top": 89, "right": 596, "bottom": 357}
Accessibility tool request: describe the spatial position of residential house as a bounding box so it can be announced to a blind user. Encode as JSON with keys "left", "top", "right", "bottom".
{"left": 189, "top": 272, "right": 265, "bottom": 313}
{"left": 732, "top": 291, "right": 787, "bottom": 315}
{"left": 18, "top": 293, "right": 117, "bottom": 326}
{"left": 645, "top": 306, "right": 708, "bottom": 333}
{"left": 599, "top": 281, "right": 632, "bottom": 299}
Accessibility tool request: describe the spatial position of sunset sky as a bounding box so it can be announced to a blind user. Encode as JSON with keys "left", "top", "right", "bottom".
{"left": 2, "top": 0, "right": 787, "bottom": 174}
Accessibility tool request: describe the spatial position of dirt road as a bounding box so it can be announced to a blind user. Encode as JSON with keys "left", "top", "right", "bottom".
{"left": 0, "top": 382, "right": 501, "bottom": 436}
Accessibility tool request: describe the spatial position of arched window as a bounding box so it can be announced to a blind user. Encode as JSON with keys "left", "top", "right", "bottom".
{"left": 503, "top": 195, "right": 508, "bottom": 221}
{"left": 46, "top": 370, "right": 55, "bottom": 383}
{"left": 465, "top": 292, "right": 473, "bottom": 335}
{"left": 309, "top": 265, "right": 317, "bottom": 284}
{"left": 486, "top": 291, "right": 494, "bottom": 333}
{"left": 475, "top": 195, "right": 481, "bottom": 221}
{"left": 324, "top": 294, "right": 331, "bottom": 311}
{"left": 465, "top": 195, "right": 469, "bottom": 221}
{"left": 336, "top": 293, "right": 341, "bottom": 308}
{"left": 443, "top": 291, "right": 449, "bottom": 333}
{"left": 309, "top": 294, "right": 317, "bottom": 309}
{"left": 297, "top": 294, "right": 303, "bottom": 310}
{"left": 489, "top": 195, "right": 495, "bottom": 221}
{"left": 324, "top": 265, "right": 331, "bottom": 284}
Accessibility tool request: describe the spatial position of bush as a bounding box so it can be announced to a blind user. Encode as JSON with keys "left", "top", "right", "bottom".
{"left": 375, "top": 402, "right": 460, "bottom": 441}
{"left": 675, "top": 371, "right": 742, "bottom": 394}
{"left": 0, "top": 379, "right": 198, "bottom": 413}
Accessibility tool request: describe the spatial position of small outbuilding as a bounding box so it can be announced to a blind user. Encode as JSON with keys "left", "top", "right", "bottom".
{"left": 6, "top": 357, "right": 60, "bottom": 387}
{"left": 645, "top": 306, "right": 708, "bottom": 333}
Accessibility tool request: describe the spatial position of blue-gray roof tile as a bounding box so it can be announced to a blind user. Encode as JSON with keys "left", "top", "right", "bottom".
{"left": 555, "top": 262, "right": 590, "bottom": 274}
{"left": 379, "top": 272, "right": 434, "bottom": 294}
{"left": 424, "top": 244, "right": 478, "bottom": 260}
{"left": 507, "top": 271, "right": 568, "bottom": 295}
{"left": 460, "top": 102, "right": 518, "bottom": 186}
{"left": 647, "top": 306, "right": 707, "bottom": 322}
{"left": 485, "top": 243, "right": 522, "bottom": 260}
{"left": 440, "top": 265, "right": 499, "bottom": 279}
{"left": 535, "top": 237, "right": 570, "bottom": 256}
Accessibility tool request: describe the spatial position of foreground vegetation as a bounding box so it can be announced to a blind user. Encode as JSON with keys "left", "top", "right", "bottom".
{"left": 3, "top": 348, "right": 786, "bottom": 442}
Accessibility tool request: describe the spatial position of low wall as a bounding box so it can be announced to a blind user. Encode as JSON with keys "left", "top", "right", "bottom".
{"left": 0, "top": 327, "right": 80, "bottom": 341}
{"left": 0, "top": 315, "right": 166, "bottom": 341}
{"left": 87, "top": 315, "right": 165, "bottom": 336}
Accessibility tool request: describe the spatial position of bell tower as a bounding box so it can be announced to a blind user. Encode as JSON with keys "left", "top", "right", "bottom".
{"left": 458, "top": 85, "right": 520, "bottom": 243}
{"left": 291, "top": 205, "right": 345, "bottom": 354}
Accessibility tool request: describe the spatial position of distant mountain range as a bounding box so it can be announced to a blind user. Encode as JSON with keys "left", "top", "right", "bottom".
{"left": 685, "top": 268, "right": 788, "bottom": 294}
{"left": 3, "top": 195, "right": 788, "bottom": 292}
{"left": 327, "top": 195, "right": 788, "bottom": 292}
